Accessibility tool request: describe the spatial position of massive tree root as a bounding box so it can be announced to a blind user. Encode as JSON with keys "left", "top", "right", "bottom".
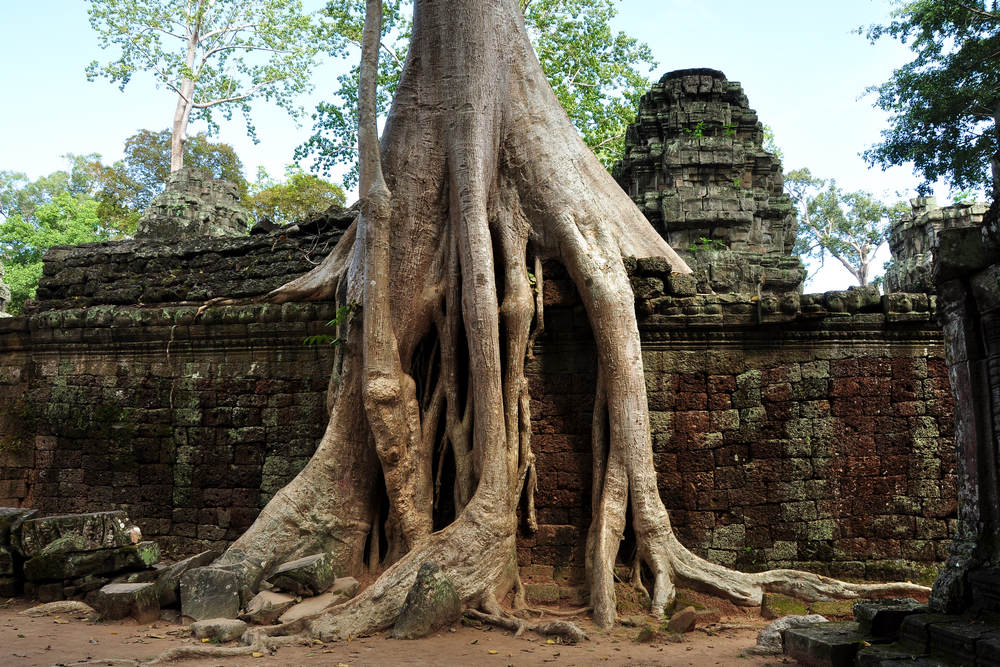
{"left": 200, "top": 0, "right": 929, "bottom": 645}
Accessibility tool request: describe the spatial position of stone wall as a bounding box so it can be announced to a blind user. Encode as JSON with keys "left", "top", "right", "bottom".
{"left": 0, "top": 254, "right": 955, "bottom": 578}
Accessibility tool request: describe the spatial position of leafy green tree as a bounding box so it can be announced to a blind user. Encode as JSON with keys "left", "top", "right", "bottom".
{"left": 247, "top": 165, "right": 347, "bottom": 224}
{"left": 0, "top": 181, "right": 117, "bottom": 313}
{"left": 787, "top": 168, "right": 908, "bottom": 287}
{"left": 97, "top": 129, "right": 248, "bottom": 232}
{"left": 862, "top": 0, "right": 1000, "bottom": 198}
{"left": 86, "top": 0, "right": 327, "bottom": 172}
{"left": 295, "top": 0, "right": 655, "bottom": 186}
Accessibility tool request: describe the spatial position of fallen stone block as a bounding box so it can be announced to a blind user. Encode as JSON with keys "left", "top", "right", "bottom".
{"left": 23, "top": 541, "right": 160, "bottom": 581}
{"left": 391, "top": 562, "right": 461, "bottom": 639}
{"left": 270, "top": 552, "right": 337, "bottom": 597}
{"left": 36, "top": 581, "right": 64, "bottom": 602}
{"left": 329, "top": 576, "right": 360, "bottom": 599}
{"left": 665, "top": 605, "right": 698, "bottom": 633}
{"left": 278, "top": 590, "right": 348, "bottom": 624}
{"left": 241, "top": 590, "right": 296, "bottom": 625}
{"left": 0, "top": 544, "right": 13, "bottom": 576}
{"left": 180, "top": 567, "right": 241, "bottom": 621}
{"left": 783, "top": 621, "right": 867, "bottom": 667}
{"left": 19, "top": 600, "right": 99, "bottom": 620}
{"left": 745, "top": 614, "right": 828, "bottom": 656}
{"left": 0, "top": 576, "right": 21, "bottom": 597}
{"left": 93, "top": 582, "right": 160, "bottom": 623}
{"left": 853, "top": 598, "right": 926, "bottom": 638}
{"left": 154, "top": 549, "right": 219, "bottom": 607}
{"left": 17, "top": 511, "right": 134, "bottom": 558}
{"left": 191, "top": 618, "right": 248, "bottom": 642}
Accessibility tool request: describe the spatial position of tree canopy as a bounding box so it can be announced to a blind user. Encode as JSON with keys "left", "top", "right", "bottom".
{"left": 787, "top": 168, "right": 908, "bottom": 287}
{"left": 0, "top": 162, "right": 125, "bottom": 314}
{"left": 295, "top": 0, "right": 656, "bottom": 186}
{"left": 86, "top": 0, "right": 327, "bottom": 171}
{"left": 246, "top": 165, "right": 347, "bottom": 224}
{"left": 863, "top": 0, "right": 1000, "bottom": 197}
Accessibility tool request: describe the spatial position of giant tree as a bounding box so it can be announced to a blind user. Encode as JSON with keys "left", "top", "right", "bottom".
{"left": 296, "top": 0, "right": 656, "bottom": 186}
{"left": 87, "top": 0, "right": 325, "bottom": 172}
{"left": 183, "top": 0, "right": 926, "bottom": 649}
{"left": 863, "top": 0, "right": 1000, "bottom": 198}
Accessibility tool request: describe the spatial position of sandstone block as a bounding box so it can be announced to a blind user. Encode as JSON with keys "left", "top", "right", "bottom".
{"left": 23, "top": 541, "right": 160, "bottom": 581}
{"left": 180, "top": 567, "right": 240, "bottom": 621}
{"left": 17, "top": 511, "right": 134, "bottom": 558}
{"left": 665, "top": 605, "right": 697, "bottom": 633}
{"left": 94, "top": 582, "right": 160, "bottom": 623}
{"left": 241, "top": 590, "right": 296, "bottom": 625}
{"left": 155, "top": 549, "right": 219, "bottom": 607}
{"left": 270, "top": 552, "right": 337, "bottom": 596}
{"left": 191, "top": 618, "right": 248, "bottom": 642}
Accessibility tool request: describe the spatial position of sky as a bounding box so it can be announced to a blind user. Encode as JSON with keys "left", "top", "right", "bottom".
{"left": 0, "top": 1, "right": 955, "bottom": 291}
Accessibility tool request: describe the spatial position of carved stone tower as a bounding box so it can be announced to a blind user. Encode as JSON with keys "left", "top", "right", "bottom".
{"left": 614, "top": 68, "right": 804, "bottom": 296}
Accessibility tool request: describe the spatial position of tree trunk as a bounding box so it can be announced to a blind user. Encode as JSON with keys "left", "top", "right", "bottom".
{"left": 991, "top": 102, "right": 1000, "bottom": 201}
{"left": 170, "top": 79, "right": 195, "bottom": 173}
{"left": 203, "top": 0, "right": 929, "bottom": 640}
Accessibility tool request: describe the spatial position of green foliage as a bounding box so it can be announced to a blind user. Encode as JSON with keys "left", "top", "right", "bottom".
{"left": 682, "top": 121, "right": 707, "bottom": 138}
{"left": 304, "top": 302, "right": 359, "bottom": 347}
{"left": 97, "top": 129, "right": 248, "bottom": 230}
{"left": 86, "top": 0, "right": 327, "bottom": 160}
{"left": 247, "top": 165, "right": 347, "bottom": 225}
{"left": 862, "top": 0, "right": 1000, "bottom": 196}
{"left": 686, "top": 236, "right": 726, "bottom": 253}
{"left": 296, "top": 0, "right": 656, "bottom": 185}
{"left": 786, "top": 168, "right": 908, "bottom": 286}
{"left": 0, "top": 161, "right": 130, "bottom": 313}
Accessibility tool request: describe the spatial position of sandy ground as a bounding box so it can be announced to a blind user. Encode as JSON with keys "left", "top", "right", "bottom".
{"left": 0, "top": 595, "right": 795, "bottom": 667}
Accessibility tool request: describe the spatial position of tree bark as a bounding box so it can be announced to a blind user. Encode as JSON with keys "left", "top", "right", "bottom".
{"left": 200, "top": 0, "right": 929, "bottom": 640}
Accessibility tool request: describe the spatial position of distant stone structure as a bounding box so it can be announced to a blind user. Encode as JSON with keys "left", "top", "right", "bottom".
{"left": 884, "top": 196, "right": 990, "bottom": 293}
{"left": 136, "top": 168, "right": 252, "bottom": 240}
{"left": 0, "top": 261, "right": 10, "bottom": 317}
{"left": 613, "top": 68, "right": 803, "bottom": 297}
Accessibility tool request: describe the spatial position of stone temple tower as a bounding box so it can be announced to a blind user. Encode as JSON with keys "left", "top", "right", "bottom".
{"left": 614, "top": 68, "right": 804, "bottom": 296}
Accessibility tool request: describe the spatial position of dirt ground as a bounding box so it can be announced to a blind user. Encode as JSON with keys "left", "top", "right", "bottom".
{"left": 0, "top": 595, "right": 795, "bottom": 667}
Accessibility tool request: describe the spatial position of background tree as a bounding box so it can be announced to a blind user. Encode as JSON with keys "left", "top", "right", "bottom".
{"left": 178, "top": 0, "right": 923, "bottom": 651}
{"left": 97, "top": 129, "right": 248, "bottom": 231}
{"left": 295, "top": 0, "right": 656, "bottom": 186}
{"left": 246, "top": 165, "right": 347, "bottom": 224}
{"left": 863, "top": 0, "right": 1000, "bottom": 198}
{"left": 787, "top": 168, "right": 908, "bottom": 287}
{"left": 0, "top": 161, "right": 125, "bottom": 313}
{"left": 86, "top": 0, "right": 327, "bottom": 172}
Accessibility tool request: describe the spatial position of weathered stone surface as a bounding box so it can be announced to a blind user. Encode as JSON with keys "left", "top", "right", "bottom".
{"left": 20, "top": 600, "right": 99, "bottom": 619}
{"left": 136, "top": 168, "right": 251, "bottom": 240}
{"left": 270, "top": 552, "right": 337, "bottom": 596}
{"left": 665, "top": 605, "right": 697, "bottom": 633}
{"left": 0, "top": 508, "right": 37, "bottom": 546}
{"left": 391, "top": 562, "right": 462, "bottom": 639}
{"left": 17, "top": 511, "right": 134, "bottom": 558}
{"left": 191, "top": 618, "right": 248, "bottom": 642}
{"left": 761, "top": 592, "right": 808, "bottom": 619}
{"left": 783, "top": 621, "right": 866, "bottom": 666}
{"left": 0, "top": 576, "right": 20, "bottom": 597}
{"left": 0, "top": 544, "right": 12, "bottom": 576}
{"left": 853, "top": 598, "right": 926, "bottom": 638}
{"left": 278, "top": 590, "right": 346, "bottom": 624}
{"left": 746, "top": 614, "right": 828, "bottom": 655}
{"left": 240, "top": 590, "right": 296, "bottom": 625}
{"left": 23, "top": 541, "right": 159, "bottom": 581}
{"left": 180, "top": 567, "right": 240, "bottom": 621}
{"left": 154, "top": 549, "right": 219, "bottom": 607}
{"left": 329, "top": 576, "right": 360, "bottom": 599}
{"left": 93, "top": 582, "right": 160, "bottom": 622}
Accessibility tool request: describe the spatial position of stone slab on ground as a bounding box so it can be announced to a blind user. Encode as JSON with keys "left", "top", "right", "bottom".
{"left": 191, "top": 618, "right": 248, "bottom": 642}
{"left": 93, "top": 582, "right": 160, "bottom": 623}
{"left": 17, "top": 511, "right": 133, "bottom": 558}
{"left": 241, "top": 591, "right": 296, "bottom": 625}
{"left": 746, "top": 614, "right": 828, "bottom": 656}
{"left": 783, "top": 621, "right": 868, "bottom": 667}
{"left": 269, "top": 552, "right": 337, "bottom": 596}
{"left": 0, "top": 576, "right": 21, "bottom": 597}
{"left": 277, "top": 585, "right": 358, "bottom": 625}
{"left": 19, "top": 600, "right": 99, "bottom": 620}
{"left": 180, "top": 567, "right": 241, "bottom": 621}
{"left": 926, "top": 618, "right": 998, "bottom": 665}
{"left": 898, "top": 613, "right": 954, "bottom": 653}
{"left": 970, "top": 568, "right": 1000, "bottom": 612}
{"left": 853, "top": 598, "right": 926, "bottom": 638}
{"left": 22, "top": 541, "right": 160, "bottom": 581}
{"left": 155, "top": 550, "right": 219, "bottom": 607}
{"left": 665, "top": 605, "right": 697, "bottom": 633}
{"left": 391, "top": 562, "right": 461, "bottom": 639}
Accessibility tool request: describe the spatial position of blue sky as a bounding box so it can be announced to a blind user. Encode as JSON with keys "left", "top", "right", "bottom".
{"left": 0, "top": 1, "right": 946, "bottom": 290}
